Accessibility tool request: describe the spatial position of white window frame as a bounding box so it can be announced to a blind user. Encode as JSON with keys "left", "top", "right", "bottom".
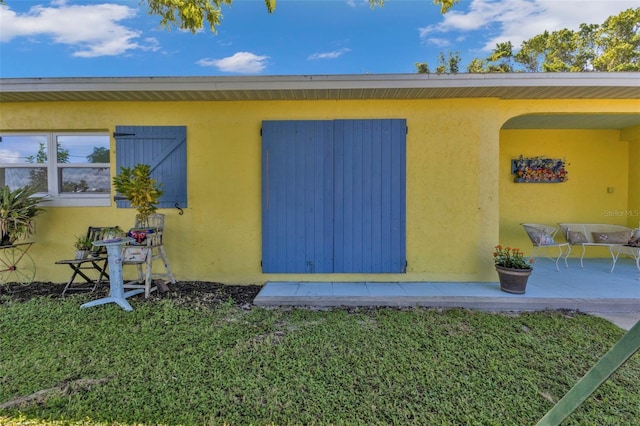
{"left": 0, "top": 131, "right": 112, "bottom": 207}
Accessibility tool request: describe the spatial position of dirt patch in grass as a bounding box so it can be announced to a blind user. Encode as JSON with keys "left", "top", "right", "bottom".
{"left": 0, "top": 281, "right": 262, "bottom": 308}
{"left": 0, "top": 377, "right": 112, "bottom": 410}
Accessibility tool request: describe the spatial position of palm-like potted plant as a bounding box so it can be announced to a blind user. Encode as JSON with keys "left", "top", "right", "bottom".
{"left": 493, "top": 245, "right": 534, "bottom": 294}
{"left": 112, "top": 164, "right": 164, "bottom": 226}
{"left": 0, "top": 185, "right": 47, "bottom": 246}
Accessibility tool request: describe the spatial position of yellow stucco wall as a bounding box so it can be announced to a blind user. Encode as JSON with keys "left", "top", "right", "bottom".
{"left": 1, "top": 98, "right": 637, "bottom": 284}
{"left": 499, "top": 128, "right": 630, "bottom": 257}
{"left": 623, "top": 126, "right": 640, "bottom": 229}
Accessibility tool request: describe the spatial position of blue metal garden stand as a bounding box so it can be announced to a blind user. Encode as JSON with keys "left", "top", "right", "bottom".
{"left": 80, "top": 238, "right": 144, "bottom": 311}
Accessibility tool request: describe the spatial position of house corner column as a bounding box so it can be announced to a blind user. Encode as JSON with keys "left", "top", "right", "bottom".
{"left": 477, "top": 124, "right": 501, "bottom": 281}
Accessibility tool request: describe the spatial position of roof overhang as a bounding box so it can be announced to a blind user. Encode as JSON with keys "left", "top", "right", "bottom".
{"left": 1, "top": 73, "right": 639, "bottom": 103}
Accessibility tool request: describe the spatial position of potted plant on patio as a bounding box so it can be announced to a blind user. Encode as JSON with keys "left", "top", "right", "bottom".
{"left": 493, "top": 245, "right": 534, "bottom": 294}
{"left": 0, "top": 185, "right": 47, "bottom": 246}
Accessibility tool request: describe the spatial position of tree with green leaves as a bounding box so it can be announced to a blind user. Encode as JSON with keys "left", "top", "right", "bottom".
{"left": 514, "top": 31, "right": 551, "bottom": 72}
{"left": 511, "top": 24, "right": 600, "bottom": 72}
{"left": 415, "top": 62, "right": 430, "bottom": 74}
{"left": 486, "top": 41, "right": 514, "bottom": 72}
{"left": 544, "top": 29, "right": 582, "bottom": 71}
{"left": 418, "top": 51, "right": 461, "bottom": 74}
{"left": 142, "top": 0, "right": 459, "bottom": 33}
{"left": 418, "top": 7, "right": 639, "bottom": 74}
{"left": 592, "top": 7, "right": 640, "bottom": 71}
{"left": 573, "top": 23, "right": 599, "bottom": 71}
{"left": 465, "top": 58, "right": 486, "bottom": 73}
{"left": 1, "top": 0, "right": 460, "bottom": 34}
{"left": 87, "top": 147, "right": 110, "bottom": 164}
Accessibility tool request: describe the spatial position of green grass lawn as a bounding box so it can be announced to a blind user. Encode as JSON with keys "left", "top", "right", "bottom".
{"left": 1, "top": 294, "right": 639, "bottom": 425}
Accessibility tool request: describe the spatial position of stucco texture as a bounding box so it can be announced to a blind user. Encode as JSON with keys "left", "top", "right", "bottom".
{"left": 1, "top": 98, "right": 638, "bottom": 284}
{"left": 500, "top": 128, "right": 632, "bottom": 258}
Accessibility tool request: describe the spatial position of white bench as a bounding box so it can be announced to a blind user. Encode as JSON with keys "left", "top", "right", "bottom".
{"left": 558, "top": 223, "right": 634, "bottom": 271}
{"left": 613, "top": 245, "right": 640, "bottom": 278}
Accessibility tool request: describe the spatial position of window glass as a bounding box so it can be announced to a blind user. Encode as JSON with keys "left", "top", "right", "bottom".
{"left": 0, "top": 135, "right": 48, "bottom": 190}
{"left": 0, "top": 135, "right": 47, "bottom": 164}
{"left": 59, "top": 167, "right": 111, "bottom": 193}
{"left": 0, "top": 132, "right": 111, "bottom": 206}
{"left": 57, "top": 135, "right": 110, "bottom": 164}
{"left": 0, "top": 167, "right": 47, "bottom": 191}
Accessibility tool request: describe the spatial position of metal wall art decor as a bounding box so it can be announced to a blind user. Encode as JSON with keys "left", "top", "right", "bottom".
{"left": 512, "top": 155, "right": 568, "bottom": 183}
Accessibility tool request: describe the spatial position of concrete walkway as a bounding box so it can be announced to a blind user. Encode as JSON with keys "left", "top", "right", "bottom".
{"left": 254, "top": 258, "right": 640, "bottom": 329}
{"left": 588, "top": 312, "right": 639, "bottom": 331}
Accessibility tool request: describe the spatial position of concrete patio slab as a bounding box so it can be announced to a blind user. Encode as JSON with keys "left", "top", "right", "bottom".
{"left": 254, "top": 258, "right": 639, "bottom": 319}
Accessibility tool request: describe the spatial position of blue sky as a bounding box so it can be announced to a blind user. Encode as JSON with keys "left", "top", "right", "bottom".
{"left": 0, "top": 0, "right": 637, "bottom": 77}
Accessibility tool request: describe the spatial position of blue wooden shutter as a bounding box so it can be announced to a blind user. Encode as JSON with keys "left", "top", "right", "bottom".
{"left": 261, "top": 119, "right": 405, "bottom": 273}
{"left": 262, "top": 121, "right": 334, "bottom": 273}
{"left": 114, "top": 125, "right": 187, "bottom": 209}
{"left": 334, "top": 119, "right": 406, "bottom": 273}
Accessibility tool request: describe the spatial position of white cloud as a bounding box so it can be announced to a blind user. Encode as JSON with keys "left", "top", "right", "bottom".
{"left": 426, "top": 38, "right": 451, "bottom": 48}
{"left": 197, "top": 52, "right": 270, "bottom": 73}
{"left": 346, "top": 0, "right": 370, "bottom": 8}
{"left": 0, "top": 1, "right": 157, "bottom": 57}
{"left": 308, "top": 48, "right": 351, "bottom": 60}
{"left": 419, "top": 0, "right": 639, "bottom": 52}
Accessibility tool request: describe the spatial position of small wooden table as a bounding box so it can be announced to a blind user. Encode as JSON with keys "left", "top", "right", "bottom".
{"left": 80, "top": 238, "right": 144, "bottom": 311}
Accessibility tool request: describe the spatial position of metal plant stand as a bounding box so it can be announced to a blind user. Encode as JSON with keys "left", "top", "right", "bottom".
{"left": 80, "top": 238, "right": 143, "bottom": 311}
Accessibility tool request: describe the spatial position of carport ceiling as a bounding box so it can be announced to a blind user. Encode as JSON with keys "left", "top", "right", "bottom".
{"left": 502, "top": 113, "right": 640, "bottom": 130}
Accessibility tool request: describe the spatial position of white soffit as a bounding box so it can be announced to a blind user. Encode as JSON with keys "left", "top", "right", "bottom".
{"left": 1, "top": 73, "right": 639, "bottom": 103}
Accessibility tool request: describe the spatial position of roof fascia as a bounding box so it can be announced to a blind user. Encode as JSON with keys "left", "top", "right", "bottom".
{"left": 1, "top": 73, "right": 638, "bottom": 94}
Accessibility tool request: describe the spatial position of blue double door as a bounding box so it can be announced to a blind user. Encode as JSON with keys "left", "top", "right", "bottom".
{"left": 262, "top": 119, "right": 406, "bottom": 273}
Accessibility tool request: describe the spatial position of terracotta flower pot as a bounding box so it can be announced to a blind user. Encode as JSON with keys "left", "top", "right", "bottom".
{"left": 495, "top": 265, "right": 532, "bottom": 294}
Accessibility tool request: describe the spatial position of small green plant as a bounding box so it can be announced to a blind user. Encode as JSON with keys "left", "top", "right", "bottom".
{"left": 101, "top": 226, "right": 124, "bottom": 240}
{"left": 74, "top": 234, "right": 93, "bottom": 250}
{"left": 112, "top": 164, "right": 164, "bottom": 226}
{"left": 0, "top": 185, "right": 47, "bottom": 246}
{"left": 493, "top": 245, "right": 534, "bottom": 269}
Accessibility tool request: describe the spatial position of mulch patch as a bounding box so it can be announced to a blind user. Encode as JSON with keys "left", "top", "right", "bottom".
{"left": 0, "top": 281, "right": 263, "bottom": 308}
